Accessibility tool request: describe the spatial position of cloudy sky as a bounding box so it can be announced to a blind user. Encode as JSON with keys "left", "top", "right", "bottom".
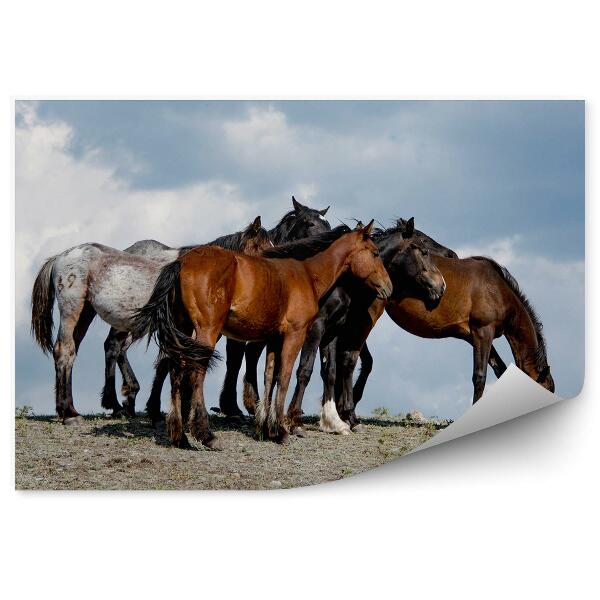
{"left": 15, "top": 100, "right": 584, "bottom": 420}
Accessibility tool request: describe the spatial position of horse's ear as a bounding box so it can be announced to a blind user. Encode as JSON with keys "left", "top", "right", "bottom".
{"left": 292, "top": 196, "right": 305, "bottom": 211}
{"left": 353, "top": 220, "right": 364, "bottom": 230}
{"left": 319, "top": 206, "right": 330, "bottom": 216}
{"left": 251, "top": 216, "right": 262, "bottom": 231}
{"left": 398, "top": 217, "right": 407, "bottom": 228}
{"left": 402, "top": 217, "right": 415, "bottom": 239}
{"left": 362, "top": 219, "right": 375, "bottom": 237}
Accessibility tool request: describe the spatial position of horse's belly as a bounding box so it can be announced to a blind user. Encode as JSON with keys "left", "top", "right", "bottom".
{"left": 89, "top": 266, "right": 157, "bottom": 331}
{"left": 222, "top": 308, "right": 279, "bottom": 342}
{"left": 387, "top": 299, "right": 466, "bottom": 339}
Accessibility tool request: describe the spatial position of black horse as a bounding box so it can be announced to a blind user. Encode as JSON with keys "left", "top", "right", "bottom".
{"left": 284, "top": 217, "right": 509, "bottom": 433}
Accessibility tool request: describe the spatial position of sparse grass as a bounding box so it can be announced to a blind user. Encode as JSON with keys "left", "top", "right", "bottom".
{"left": 372, "top": 406, "right": 389, "bottom": 417}
{"left": 15, "top": 412, "right": 448, "bottom": 490}
{"left": 15, "top": 405, "right": 34, "bottom": 419}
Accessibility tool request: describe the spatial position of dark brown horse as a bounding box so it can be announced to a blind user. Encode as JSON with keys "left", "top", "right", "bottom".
{"left": 384, "top": 254, "right": 554, "bottom": 403}
{"left": 347, "top": 251, "right": 555, "bottom": 422}
{"left": 132, "top": 223, "right": 392, "bottom": 448}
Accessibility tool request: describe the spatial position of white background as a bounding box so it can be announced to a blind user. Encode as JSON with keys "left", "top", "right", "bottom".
{"left": 1, "top": 2, "right": 597, "bottom": 599}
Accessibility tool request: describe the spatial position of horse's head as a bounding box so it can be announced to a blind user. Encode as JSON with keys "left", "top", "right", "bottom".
{"left": 386, "top": 217, "right": 446, "bottom": 307}
{"left": 273, "top": 196, "right": 332, "bottom": 243}
{"left": 396, "top": 217, "right": 458, "bottom": 259}
{"left": 239, "top": 216, "right": 274, "bottom": 255}
{"left": 535, "top": 364, "right": 555, "bottom": 393}
{"left": 345, "top": 220, "right": 393, "bottom": 300}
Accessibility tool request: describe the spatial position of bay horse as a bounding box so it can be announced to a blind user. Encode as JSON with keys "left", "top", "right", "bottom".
{"left": 132, "top": 223, "right": 393, "bottom": 449}
{"left": 346, "top": 222, "right": 555, "bottom": 421}
{"left": 30, "top": 217, "right": 271, "bottom": 422}
{"left": 100, "top": 216, "right": 272, "bottom": 418}
{"left": 277, "top": 217, "right": 447, "bottom": 435}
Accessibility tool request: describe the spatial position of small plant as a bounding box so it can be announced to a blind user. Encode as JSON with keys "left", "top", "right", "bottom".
{"left": 371, "top": 406, "right": 389, "bottom": 417}
{"left": 15, "top": 405, "right": 34, "bottom": 419}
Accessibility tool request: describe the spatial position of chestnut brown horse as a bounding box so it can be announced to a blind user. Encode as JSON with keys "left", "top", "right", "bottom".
{"left": 132, "top": 223, "right": 392, "bottom": 448}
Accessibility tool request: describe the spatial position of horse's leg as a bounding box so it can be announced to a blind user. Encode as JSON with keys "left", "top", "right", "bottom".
{"left": 267, "top": 331, "right": 306, "bottom": 443}
{"left": 471, "top": 326, "right": 494, "bottom": 403}
{"left": 146, "top": 356, "right": 170, "bottom": 425}
{"left": 352, "top": 342, "right": 373, "bottom": 408}
{"left": 101, "top": 328, "right": 125, "bottom": 415}
{"left": 187, "top": 366, "right": 220, "bottom": 449}
{"left": 335, "top": 343, "right": 365, "bottom": 431}
{"left": 242, "top": 341, "right": 265, "bottom": 415}
{"left": 188, "top": 328, "right": 222, "bottom": 450}
{"left": 117, "top": 333, "right": 140, "bottom": 417}
{"left": 488, "top": 345, "right": 507, "bottom": 379}
{"left": 54, "top": 300, "right": 95, "bottom": 423}
{"left": 217, "top": 339, "right": 245, "bottom": 419}
{"left": 167, "top": 365, "right": 192, "bottom": 449}
{"left": 318, "top": 338, "right": 351, "bottom": 435}
{"left": 255, "top": 341, "right": 278, "bottom": 439}
{"left": 287, "top": 319, "right": 325, "bottom": 435}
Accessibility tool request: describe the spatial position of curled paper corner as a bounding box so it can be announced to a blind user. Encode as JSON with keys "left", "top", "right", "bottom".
{"left": 411, "top": 364, "right": 562, "bottom": 454}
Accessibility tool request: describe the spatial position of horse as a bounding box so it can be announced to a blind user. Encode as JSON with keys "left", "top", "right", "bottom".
{"left": 278, "top": 217, "right": 447, "bottom": 435}
{"left": 30, "top": 217, "right": 271, "bottom": 423}
{"left": 348, "top": 222, "right": 555, "bottom": 419}
{"left": 100, "top": 216, "right": 272, "bottom": 418}
{"left": 131, "top": 222, "right": 393, "bottom": 449}
{"left": 216, "top": 196, "right": 332, "bottom": 420}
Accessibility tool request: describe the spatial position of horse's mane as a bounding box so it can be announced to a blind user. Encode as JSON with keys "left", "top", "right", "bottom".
{"left": 262, "top": 225, "right": 351, "bottom": 260}
{"left": 472, "top": 256, "right": 548, "bottom": 370}
{"left": 179, "top": 222, "right": 271, "bottom": 254}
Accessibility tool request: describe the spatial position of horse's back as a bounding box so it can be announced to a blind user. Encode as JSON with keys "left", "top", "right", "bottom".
{"left": 52, "top": 242, "right": 172, "bottom": 330}
{"left": 124, "top": 239, "right": 177, "bottom": 261}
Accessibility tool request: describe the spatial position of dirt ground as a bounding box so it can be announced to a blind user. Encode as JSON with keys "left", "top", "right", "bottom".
{"left": 15, "top": 412, "right": 449, "bottom": 490}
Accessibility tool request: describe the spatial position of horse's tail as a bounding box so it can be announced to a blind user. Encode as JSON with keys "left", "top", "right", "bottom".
{"left": 31, "top": 255, "right": 58, "bottom": 355}
{"left": 131, "top": 261, "right": 221, "bottom": 370}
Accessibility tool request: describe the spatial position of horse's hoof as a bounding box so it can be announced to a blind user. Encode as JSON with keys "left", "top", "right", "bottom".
{"left": 63, "top": 416, "right": 84, "bottom": 427}
{"left": 203, "top": 436, "right": 223, "bottom": 451}
{"left": 351, "top": 423, "right": 367, "bottom": 433}
{"left": 224, "top": 414, "right": 245, "bottom": 427}
{"left": 339, "top": 427, "right": 352, "bottom": 436}
{"left": 291, "top": 426, "right": 306, "bottom": 438}
{"left": 173, "top": 435, "right": 195, "bottom": 450}
{"left": 275, "top": 431, "right": 290, "bottom": 445}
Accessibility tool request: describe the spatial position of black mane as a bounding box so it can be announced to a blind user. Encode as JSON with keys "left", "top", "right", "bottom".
{"left": 372, "top": 219, "right": 458, "bottom": 259}
{"left": 472, "top": 256, "right": 548, "bottom": 370}
{"left": 262, "top": 225, "right": 351, "bottom": 260}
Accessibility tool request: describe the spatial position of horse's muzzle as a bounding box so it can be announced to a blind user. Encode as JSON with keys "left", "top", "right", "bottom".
{"left": 376, "top": 282, "right": 393, "bottom": 300}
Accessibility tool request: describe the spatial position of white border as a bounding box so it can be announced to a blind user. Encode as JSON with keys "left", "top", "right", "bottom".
{"left": 2, "top": 2, "right": 597, "bottom": 599}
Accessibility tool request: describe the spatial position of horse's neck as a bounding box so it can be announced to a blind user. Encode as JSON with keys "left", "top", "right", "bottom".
{"left": 506, "top": 298, "right": 541, "bottom": 376}
{"left": 303, "top": 238, "right": 354, "bottom": 300}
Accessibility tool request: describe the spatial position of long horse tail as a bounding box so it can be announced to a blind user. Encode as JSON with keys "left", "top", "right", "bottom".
{"left": 31, "top": 255, "right": 58, "bottom": 355}
{"left": 131, "top": 261, "right": 221, "bottom": 370}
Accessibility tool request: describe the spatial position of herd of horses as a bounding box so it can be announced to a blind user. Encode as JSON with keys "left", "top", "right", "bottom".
{"left": 31, "top": 196, "right": 555, "bottom": 450}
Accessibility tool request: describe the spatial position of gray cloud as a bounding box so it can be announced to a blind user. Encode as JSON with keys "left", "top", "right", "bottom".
{"left": 15, "top": 100, "right": 584, "bottom": 420}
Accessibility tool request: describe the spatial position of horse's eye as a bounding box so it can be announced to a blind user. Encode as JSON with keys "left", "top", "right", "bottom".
{"left": 372, "top": 251, "right": 379, "bottom": 258}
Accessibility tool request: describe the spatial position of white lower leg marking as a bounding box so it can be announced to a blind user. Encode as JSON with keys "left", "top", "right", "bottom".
{"left": 319, "top": 399, "right": 351, "bottom": 434}
{"left": 255, "top": 399, "right": 268, "bottom": 427}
